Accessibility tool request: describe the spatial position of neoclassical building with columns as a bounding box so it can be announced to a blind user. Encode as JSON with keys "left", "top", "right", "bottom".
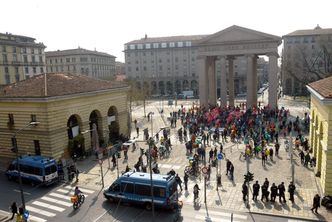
{"left": 197, "top": 26, "right": 281, "bottom": 108}
{"left": 0, "top": 73, "right": 129, "bottom": 169}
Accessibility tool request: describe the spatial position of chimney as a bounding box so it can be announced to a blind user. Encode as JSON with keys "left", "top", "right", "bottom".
{"left": 145, "top": 34, "right": 147, "bottom": 39}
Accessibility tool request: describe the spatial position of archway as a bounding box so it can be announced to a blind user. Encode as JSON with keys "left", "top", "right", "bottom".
{"left": 108, "top": 106, "right": 119, "bottom": 143}
{"left": 175, "top": 80, "right": 181, "bottom": 94}
{"left": 158, "top": 81, "right": 165, "bottom": 95}
{"left": 89, "top": 110, "right": 103, "bottom": 150}
{"left": 67, "top": 114, "right": 84, "bottom": 158}
{"left": 183, "top": 80, "right": 189, "bottom": 91}
{"left": 191, "top": 80, "right": 198, "bottom": 96}
{"left": 151, "top": 81, "right": 157, "bottom": 95}
{"left": 166, "top": 81, "right": 173, "bottom": 95}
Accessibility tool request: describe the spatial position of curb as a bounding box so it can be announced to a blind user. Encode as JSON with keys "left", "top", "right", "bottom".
{"left": 248, "top": 209, "right": 324, "bottom": 222}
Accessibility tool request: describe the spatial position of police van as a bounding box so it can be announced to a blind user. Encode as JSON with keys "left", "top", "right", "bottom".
{"left": 6, "top": 155, "right": 58, "bottom": 186}
{"left": 104, "top": 172, "right": 178, "bottom": 210}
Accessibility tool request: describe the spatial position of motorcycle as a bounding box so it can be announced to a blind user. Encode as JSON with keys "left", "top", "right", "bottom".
{"left": 71, "top": 194, "right": 85, "bottom": 210}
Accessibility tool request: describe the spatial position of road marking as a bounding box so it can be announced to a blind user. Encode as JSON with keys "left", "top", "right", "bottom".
{"left": 41, "top": 196, "right": 72, "bottom": 207}
{"left": 32, "top": 201, "right": 65, "bottom": 212}
{"left": 173, "top": 165, "right": 181, "bottom": 169}
{"left": 13, "top": 189, "right": 31, "bottom": 195}
{"left": 206, "top": 210, "right": 247, "bottom": 220}
{"left": 26, "top": 205, "right": 56, "bottom": 217}
{"left": 288, "top": 220, "right": 308, "bottom": 222}
{"left": 159, "top": 164, "right": 172, "bottom": 168}
{"left": 195, "top": 214, "right": 242, "bottom": 222}
{"left": 64, "top": 186, "right": 95, "bottom": 194}
{"left": 29, "top": 215, "right": 47, "bottom": 222}
{"left": 49, "top": 192, "right": 70, "bottom": 200}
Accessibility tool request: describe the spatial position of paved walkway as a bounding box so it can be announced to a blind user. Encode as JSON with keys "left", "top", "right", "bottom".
{"left": 73, "top": 99, "right": 331, "bottom": 221}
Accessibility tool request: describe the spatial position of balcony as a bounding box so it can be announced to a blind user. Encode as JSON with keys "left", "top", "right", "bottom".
{"left": 12, "top": 61, "right": 23, "bottom": 65}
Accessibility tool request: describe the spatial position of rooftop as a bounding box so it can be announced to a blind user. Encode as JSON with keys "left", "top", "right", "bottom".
{"left": 126, "top": 34, "right": 208, "bottom": 44}
{"left": 308, "top": 75, "right": 332, "bottom": 99}
{"left": 46, "top": 47, "right": 116, "bottom": 58}
{"left": 0, "top": 73, "right": 129, "bottom": 98}
{"left": 284, "top": 25, "right": 332, "bottom": 37}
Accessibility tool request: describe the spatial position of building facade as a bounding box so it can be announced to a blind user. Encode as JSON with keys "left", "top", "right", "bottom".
{"left": 282, "top": 25, "right": 332, "bottom": 96}
{"left": 0, "top": 32, "right": 46, "bottom": 85}
{"left": 307, "top": 76, "right": 332, "bottom": 195}
{"left": 124, "top": 33, "right": 269, "bottom": 97}
{"left": 0, "top": 73, "right": 129, "bottom": 169}
{"left": 46, "top": 48, "right": 116, "bottom": 80}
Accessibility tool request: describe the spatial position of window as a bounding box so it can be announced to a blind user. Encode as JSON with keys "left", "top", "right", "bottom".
{"left": 25, "top": 67, "right": 29, "bottom": 74}
{"left": 34, "top": 140, "right": 41, "bottom": 155}
{"left": 311, "top": 37, "right": 316, "bottom": 43}
{"left": 159, "top": 59, "right": 162, "bottom": 63}
{"left": 60, "top": 58, "right": 63, "bottom": 63}
{"left": 72, "top": 57, "right": 76, "bottom": 62}
{"left": 80, "top": 57, "right": 88, "bottom": 62}
{"left": 185, "top": 41, "right": 192, "bottom": 47}
{"left": 137, "top": 44, "right": 143, "bottom": 49}
{"left": 145, "top": 43, "right": 151, "bottom": 49}
{"left": 39, "top": 56, "right": 43, "bottom": 63}
{"left": 169, "top": 42, "right": 175, "bottom": 47}
{"left": 177, "top": 42, "right": 183, "bottom": 47}
{"left": 32, "top": 55, "right": 36, "bottom": 63}
{"left": 45, "top": 165, "right": 57, "bottom": 175}
{"left": 23, "top": 55, "right": 28, "bottom": 63}
{"left": 15, "top": 67, "right": 19, "bottom": 75}
{"left": 159, "top": 65, "right": 162, "bottom": 71}
{"left": 31, "top": 114, "right": 37, "bottom": 122}
{"left": 121, "top": 182, "right": 134, "bottom": 193}
{"left": 135, "top": 184, "right": 150, "bottom": 196}
{"left": 4, "top": 66, "right": 9, "bottom": 74}
{"left": 3, "top": 54, "right": 8, "bottom": 63}
{"left": 22, "top": 48, "right": 27, "bottom": 53}
{"left": 5, "top": 74, "right": 10, "bottom": 84}
{"left": 161, "top": 43, "right": 167, "bottom": 48}
{"left": 153, "top": 43, "right": 159, "bottom": 48}
{"left": 40, "top": 67, "right": 44, "bottom": 73}
{"left": 31, "top": 48, "right": 34, "bottom": 54}
{"left": 38, "top": 48, "right": 42, "bottom": 54}
{"left": 13, "top": 47, "right": 16, "bottom": 53}
{"left": 33, "top": 67, "right": 36, "bottom": 74}
{"left": 153, "top": 186, "right": 166, "bottom": 198}
{"left": 143, "top": 66, "right": 147, "bottom": 71}
{"left": 136, "top": 67, "right": 139, "bottom": 71}
{"left": 13, "top": 54, "right": 17, "bottom": 62}
{"left": 8, "top": 114, "right": 14, "bottom": 125}
{"left": 2, "top": 45, "right": 6, "bottom": 52}
{"left": 15, "top": 74, "right": 19, "bottom": 82}
{"left": 55, "top": 59, "right": 58, "bottom": 63}
{"left": 129, "top": 44, "right": 135, "bottom": 50}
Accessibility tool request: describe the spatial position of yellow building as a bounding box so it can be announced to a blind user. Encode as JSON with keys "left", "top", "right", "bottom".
{"left": 0, "top": 32, "right": 46, "bottom": 85}
{"left": 307, "top": 76, "right": 332, "bottom": 195}
{"left": 0, "top": 73, "right": 130, "bottom": 169}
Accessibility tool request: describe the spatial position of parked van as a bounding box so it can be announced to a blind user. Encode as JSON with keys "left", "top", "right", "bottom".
{"left": 104, "top": 172, "right": 178, "bottom": 210}
{"left": 6, "top": 155, "right": 58, "bottom": 186}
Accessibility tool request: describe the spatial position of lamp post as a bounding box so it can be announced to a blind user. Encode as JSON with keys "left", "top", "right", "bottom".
{"left": 11, "top": 121, "right": 40, "bottom": 211}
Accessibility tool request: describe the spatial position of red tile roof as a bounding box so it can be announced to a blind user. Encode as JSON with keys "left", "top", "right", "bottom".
{"left": 308, "top": 75, "right": 332, "bottom": 99}
{"left": 0, "top": 73, "right": 129, "bottom": 98}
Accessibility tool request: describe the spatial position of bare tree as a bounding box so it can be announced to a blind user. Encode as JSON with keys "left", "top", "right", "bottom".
{"left": 282, "top": 37, "right": 332, "bottom": 95}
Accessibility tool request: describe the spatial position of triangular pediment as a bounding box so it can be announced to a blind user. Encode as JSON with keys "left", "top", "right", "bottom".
{"left": 197, "top": 25, "right": 281, "bottom": 45}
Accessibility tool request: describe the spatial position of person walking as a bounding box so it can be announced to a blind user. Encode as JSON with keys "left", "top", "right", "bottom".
{"left": 288, "top": 181, "right": 296, "bottom": 203}
{"left": 209, "top": 148, "right": 213, "bottom": 163}
{"left": 252, "top": 181, "right": 260, "bottom": 201}
{"left": 262, "top": 151, "right": 266, "bottom": 167}
{"left": 311, "top": 194, "right": 321, "bottom": 214}
{"left": 226, "top": 159, "right": 231, "bottom": 176}
{"left": 242, "top": 182, "right": 248, "bottom": 201}
{"left": 270, "top": 183, "right": 278, "bottom": 202}
{"left": 75, "top": 168, "right": 79, "bottom": 182}
{"left": 275, "top": 143, "right": 280, "bottom": 156}
{"left": 175, "top": 174, "right": 183, "bottom": 192}
{"left": 278, "top": 182, "right": 286, "bottom": 203}
{"left": 229, "top": 163, "right": 234, "bottom": 181}
{"left": 184, "top": 172, "right": 189, "bottom": 191}
{"left": 269, "top": 147, "right": 274, "bottom": 161}
{"left": 136, "top": 126, "right": 139, "bottom": 137}
{"left": 9, "top": 201, "right": 17, "bottom": 220}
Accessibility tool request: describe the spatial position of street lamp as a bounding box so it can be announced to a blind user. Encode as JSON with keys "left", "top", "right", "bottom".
{"left": 11, "top": 121, "right": 40, "bottom": 211}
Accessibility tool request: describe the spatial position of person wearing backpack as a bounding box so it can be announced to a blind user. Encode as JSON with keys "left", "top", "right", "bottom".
{"left": 9, "top": 201, "right": 17, "bottom": 220}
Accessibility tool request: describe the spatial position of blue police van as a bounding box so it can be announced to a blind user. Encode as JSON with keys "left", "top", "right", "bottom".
{"left": 104, "top": 172, "right": 178, "bottom": 210}
{"left": 6, "top": 155, "right": 58, "bottom": 186}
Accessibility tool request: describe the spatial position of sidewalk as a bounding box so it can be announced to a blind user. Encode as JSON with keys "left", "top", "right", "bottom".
{"left": 71, "top": 100, "right": 331, "bottom": 221}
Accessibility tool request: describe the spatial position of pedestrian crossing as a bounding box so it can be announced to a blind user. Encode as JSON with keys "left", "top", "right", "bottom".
{"left": 182, "top": 208, "right": 248, "bottom": 222}
{"left": 25, "top": 186, "right": 95, "bottom": 222}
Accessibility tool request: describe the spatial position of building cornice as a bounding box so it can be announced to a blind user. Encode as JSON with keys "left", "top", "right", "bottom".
{"left": 0, "top": 86, "right": 130, "bottom": 103}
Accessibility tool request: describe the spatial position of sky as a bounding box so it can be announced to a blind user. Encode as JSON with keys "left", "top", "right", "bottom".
{"left": 1, "top": 0, "right": 331, "bottom": 62}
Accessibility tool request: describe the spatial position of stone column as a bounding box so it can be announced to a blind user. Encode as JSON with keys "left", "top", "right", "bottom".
{"left": 198, "top": 56, "right": 208, "bottom": 107}
{"left": 268, "top": 53, "right": 278, "bottom": 108}
{"left": 246, "top": 55, "right": 256, "bottom": 109}
{"left": 219, "top": 56, "right": 227, "bottom": 107}
{"left": 208, "top": 56, "right": 217, "bottom": 105}
{"left": 228, "top": 56, "right": 235, "bottom": 107}
{"left": 252, "top": 55, "right": 258, "bottom": 106}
